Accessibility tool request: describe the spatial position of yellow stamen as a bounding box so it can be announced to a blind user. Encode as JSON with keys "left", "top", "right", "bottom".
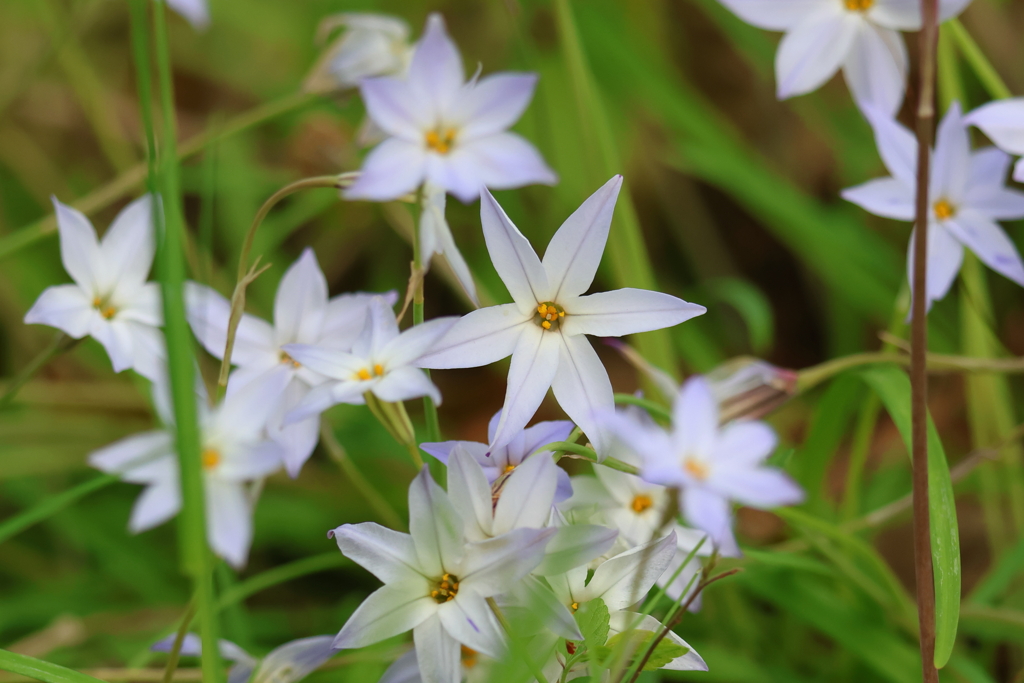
{"left": 933, "top": 199, "right": 956, "bottom": 221}
{"left": 357, "top": 368, "right": 373, "bottom": 381}
{"left": 374, "top": 363, "right": 385, "bottom": 376}
{"left": 92, "top": 296, "right": 117, "bottom": 319}
{"left": 430, "top": 573, "right": 460, "bottom": 603}
{"left": 570, "top": 602, "right": 579, "bottom": 612}
{"left": 425, "top": 128, "right": 457, "bottom": 154}
{"left": 844, "top": 0, "right": 874, "bottom": 11}
{"left": 461, "top": 646, "right": 478, "bottom": 668}
{"left": 504, "top": 464, "right": 516, "bottom": 474}
{"left": 684, "top": 457, "right": 710, "bottom": 481}
{"left": 279, "top": 351, "right": 301, "bottom": 369}
{"left": 201, "top": 448, "right": 221, "bottom": 470}
{"left": 534, "top": 301, "right": 566, "bottom": 331}
{"left": 541, "top": 320, "right": 551, "bottom": 329}
{"left": 101, "top": 306, "right": 117, "bottom": 320}
{"left": 631, "top": 494, "right": 654, "bottom": 513}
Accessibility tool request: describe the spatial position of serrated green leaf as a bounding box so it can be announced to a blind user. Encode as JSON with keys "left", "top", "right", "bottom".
{"left": 574, "top": 597, "right": 610, "bottom": 655}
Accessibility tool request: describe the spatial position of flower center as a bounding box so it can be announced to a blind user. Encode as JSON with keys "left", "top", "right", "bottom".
{"left": 570, "top": 601, "right": 579, "bottom": 612}
{"left": 631, "top": 494, "right": 654, "bottom": 513}
{"left": 431, "top": 573, "right": 459, "bottom": 603}
{"left": 684, "top": 457, "right": 710, "bottom": 481}
{"left": 933, "top": 199, "right": 957, "bottom": 221}
{"left": 503, "top": 464, "right": 516, "bottom": 474}
{"left": 843, "top": 0, "right": 873, "bottom": 11}
{"left": 354, "top": 364, "right": 385, "bottom": 381}
{"left": 425, "top": 128, "right": 457, "bottom": 155}
{"left": 92, "top": 296, "right": 117, "bottom": 320}
{"left": 461, "top": 646, "right": 478, "bottom": 669}
{"left": 279, "top": 350, "right": 301, "bottom": 369}
{"left": 202, "top": 448, "right": 221, "bottom": 471}
{"left": 534, "top": 302, "right": 565, "bottom": 331}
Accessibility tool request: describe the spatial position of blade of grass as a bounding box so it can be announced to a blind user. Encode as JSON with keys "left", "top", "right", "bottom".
{"left": 0, "top": 473, "right": 117, "bottom": 545}
{"left": 0, "top": 650, "right": 106, "bottom": 683}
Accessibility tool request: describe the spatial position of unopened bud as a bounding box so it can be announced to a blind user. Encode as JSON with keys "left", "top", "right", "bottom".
{"left": 707, "top": 357, "right": 796, "bottom": 423}
{"left": 303, "top": 13, "right": 412, "bottom": 94}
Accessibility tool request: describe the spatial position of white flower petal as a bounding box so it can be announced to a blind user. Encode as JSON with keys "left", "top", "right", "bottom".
{"left": 938, "top": 0, "right": 973, "bottom": 21}
{"left": 946, "top": 210, "right": 1024, "bottom": 287}
{"left": 438, "top": 590, "right": 506, "bottom": 658}
{"left": 658, "top": 547, "right": 705, "bottom": 603}
{"left": 492, "top": 453, "right": 559, "bottom": 535}
{"left": 542, "top": 176, "right": 622, "bottom": 301}
{"left": 549, "top": 333, "right": 614, "bottom": 456}
{"left": 609, "top": 612, "right": 707, "bottom": 671}
{"left": 715, "top": 0, "right": 823, "bottom": 30}
{"left": 117, "top": 282, "right": 163, "bottom": 327}
{"left": 24, "top": 285, "right": 96, "bottom": 338}
{"left": 429, "top": 198, "right": 480, "bottom": 306}
{"left": 102, "top": 195, "right": 155, "bottom": 295}
{"left": 672, "top": 377, "right": 720, "bottom": 459}
{"left": 907, "top": 225, "right": 964, "bottom": 313}
{"left": 215, "top": 440, "right": 284, "bottom": 481}
{"left": 931, "top": 101, "right": 971, "bottom": 203}
{"left": 322, "top": 291, "right": 397, "bottom": 350}
{"left": 91, "top": 318, "right": 136, "bottom": 373}
{"left": 561, "top": 288, "right": 706, "bottom": 338}
{"left": 412, "top": 614, "right": 460, "bottom": 683}
{"left": 712, "top": 421, "right": 778, "bottom": 468}
{"left": 408, "top": 467, "right": 465, "bottom": 578}
{"left": 1016, "top": 159, "right": 1024, "bottom": 184}
{"left": 455, "top": 73, "right": 538, "bottom": 140}
{"left": 211, "top": 366, "right": 292, "bottom": 440}
{"left": 274, "top": 248, "right": 329, "bottom": 346}
{"left": 447, "top": 447, "right": 495, "bottom": 541}
{"left": 459, "top": 527, "right": 556, "bottom": 596}
{"left": 840, "top": 177, "right": 915, "bottom": 220}
{"left": 383, "top": 316, "right": 458, "bottom": 368}
{"left": 444, "top": 133, "right": 557, "bottom": 200}
{"left": 775, "top": 9, "right": 857, "bottom": 100}
{"left": 283, "top": 344, "right": 363, "bottom": 380}
{"left": 205, "top": 478, "right": 253, "bottom": 568}
{"left": 531, "top": 523, "right": 619, "bottom": 576}
{"left": 258, "top": 636, "right": 336, "bottom": 683}
{"left": 416, "top": 304, "right": 527, "bottom": 369}
{"left": 480, "top": 189, "right": 551, "bottom": 310}
{"left": 683, "top": 487, "right": 739, "bottom": 557}
{"left": 963, "top": 149, "right": 1024, "bottom": 219}
{"left": 843, "top": 24, "right": 907, "bottom": 116}
{"left": 490, "top": 326, "right": 560, "bottom": 450}
{"left": 123, "top": 322, "right": 166, "bottom": 382}
{"left": 863, "top": 102, "right": 919, "bottom": 187}
{"left": 334, "top": 580, "right": 436, "bottom": 650}
{"left": 52, "top": 196, "right": 102, "bottom": 294}
{"left": 715, "top": 468, "right": 805, "bottom": 509}
{"left": 360, "top": 76, "right": 428, "bottom": 140}
{"left": 284, "top": 382, "right": 344, "bottom": 424}
{"left": 373, "top": 366, "right": 442, "bottom": 404}
{"left": 184, "top": 282, "right": 277, "bottom": 366}
{"left": 378, "top": 650, "right": 421, "bottom": 683}
{"left": 268, "top": 381, "right": 320, "bottom": 478}
{"left": 89, "top": 430, "right": 174, "bottom": 474}
{"left": 331, "top": 522, "right": 424, "bottom": 583}
{"left": 965, "top": 99, "right": 1024, "bottom": 155}
{"left": 582, "top": 533, "right": 676, "bottom": 611}
{"left": 867, "top": 0, "right": 921, "bottom": 30}
{"left": 344, "top": 138, "right": 428, "bottom": 201}
{"left": 129, "top": 476, "right": 182, "bottom": 533}
{"left": 408, "top": 14, "right": 464, "bottom": 116}
{"left": 167, "top": 0, "right": 210, "bottom": 30}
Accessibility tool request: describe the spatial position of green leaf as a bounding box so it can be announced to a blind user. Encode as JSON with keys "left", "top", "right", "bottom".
{"left": 969, "top": 534, "right": 1024, "bottom": 606}
{"left": 859, "top": 366, "right": 961, "bottom": 668}
{"left": 0, "top": 650, "right": 106, "bottom": 683}
{"left": 705, "top": 277, "right": 774, "bottom": 353}
{"left": 595, "top": 630, "right": 688, "bottom": 672}
{"left": 574, "top": 597, "right": 610, "bottom": 655}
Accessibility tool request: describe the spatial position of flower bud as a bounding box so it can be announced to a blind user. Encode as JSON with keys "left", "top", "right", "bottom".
{"left": 303, "top": 13, "right": 412, "bottom": 94}
{"left": 707, "top": 356, "right": 796, "bottom": 423}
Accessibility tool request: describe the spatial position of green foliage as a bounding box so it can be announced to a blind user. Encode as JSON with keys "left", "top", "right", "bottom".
{"left": 595, "top": 630, "right": 689, "bottom": 671}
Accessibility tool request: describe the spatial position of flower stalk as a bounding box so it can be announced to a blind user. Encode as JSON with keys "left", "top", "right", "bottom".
{"left": 911, "top": 0, "right": 939, "bottom": 675}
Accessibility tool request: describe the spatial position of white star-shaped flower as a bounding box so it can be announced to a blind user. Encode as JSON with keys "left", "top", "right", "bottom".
{"left": 418, "top": 176, "right": 706, "bottom": 456}
{"left": 344, "top": 13, "right": 556, "bottom": 204}
{"left": 966, "top": 98, "right": 1024, "bottom": 184}
{"left": 186, "top": 248, "right": 394, "bottom": 477}
{"left": 88, "top": 370, "right": 289, "bottom": 568}
{"left": 282, "top": 296, "right": 455, "bottom": 423}
{"left": 330, "top": 467, "right": 556, "bottom": 683}
{"left": 602, "top": 376, "right": 803, "bottom": 557}
{"left": 843, "top": 103, "right": 1024, "bottom": 311}
{"left": 24, "top": 195, "right": 164, "bottom": 381}
{"left": 717, "top": 0, "right": 970, "bottom": 114}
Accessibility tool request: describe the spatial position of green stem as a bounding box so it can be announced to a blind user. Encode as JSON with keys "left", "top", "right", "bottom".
{"left": 0, "top": 649, "right": 107, "bottom": 683}
{"left": 148, "top": 3, "right": 222, "bottom": 681}
{"left": 320, "top": 421, "right": 405, "bottom": 530}
{"left": 214, "top": 552, "right": 349, "bottom": 610}
{"left": 485, "top": 598, "right": 551, "bottom": 683}
{"left": 840, "top": 393, "right": 880, "bottom": 521}
{"left": 947, "top": 19, "right": 1012, "bottom": 100}
{"left": 541, "top": 441, "right": 640, "bottom": 475}
{"left": 612, "top": 393, "right": 672, "bottom": 422}
{"left": 0, "top": 473, "right": 117, "bottom": 545}
{"left": 0, "top": 333, "right": 78, "bottom": 409}
{"left": 160, "top": 602, "right": 196, "bottom": 683}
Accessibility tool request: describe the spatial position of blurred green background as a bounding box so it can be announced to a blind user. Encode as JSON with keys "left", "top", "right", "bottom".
{"left": 1, "top": 0, "right": 1024, "bottom": 681}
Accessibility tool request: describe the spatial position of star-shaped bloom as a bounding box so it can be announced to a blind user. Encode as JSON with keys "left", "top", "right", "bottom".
{"left": 418, "top": 177, "right": 706, "bottom": 455}
{"left": 842, "top": 103, "right": 1024, "bottom": 311}
{"left": 24, "top": 195, "right": 164, "bottom": 381}
{"left": 330, "top": 467, "right": 556, "bottom": 683}
{"left": 153, "top": 633, "right": 335, "bottom": 683}
{"left": 544, "top": 533, "right": 707, "bottom": 677}
{"left": 603, "top": 376, "right": 803, "bottom": 557}
{"left": 166, "top": 0, "right": 209, "bottom": 30}
{"left": 88, "top": 370, "right": 289, "bottom": 568}
{"left": 282, "top": 297, "right": 455, "bottom": 424}
{"left": 421, "top": 409, "right": 576, "bottom": 500}
{"left": 717, "top": 0, "right": 970, "bottom": 114}
{"left": 187, "top": 248, "right": 394, "bottom": 477}
{"left": 966, "top": 98, "right": 1024, "bottom": 184}
{"left": 343, "top": 13, "right": 556, "bottom": 204}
